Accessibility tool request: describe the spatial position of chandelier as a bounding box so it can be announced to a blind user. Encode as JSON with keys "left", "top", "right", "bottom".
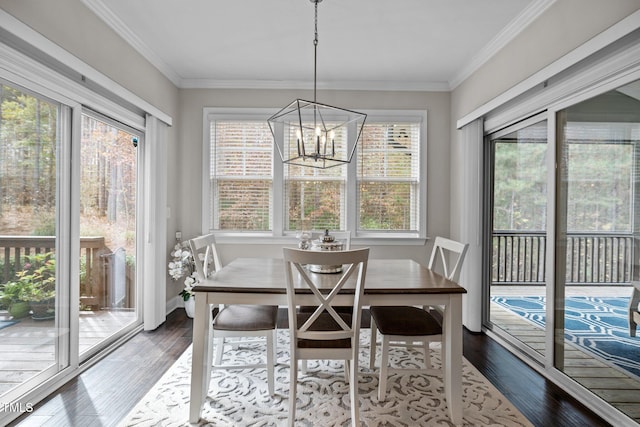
{"left": 267, "top": 0, "right": 367, "bottom": 169}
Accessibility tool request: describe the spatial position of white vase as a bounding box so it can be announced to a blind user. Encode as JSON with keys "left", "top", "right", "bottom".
{"left": 184, "top": 297, "right": 195, "bottom": 318}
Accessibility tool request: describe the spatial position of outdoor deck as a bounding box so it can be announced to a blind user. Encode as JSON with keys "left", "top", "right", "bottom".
{"left": 0, "top": 309, "right": 136, "bottom": 396}
{"left": 491, "top": 286, "right": 640, "bottom": 423}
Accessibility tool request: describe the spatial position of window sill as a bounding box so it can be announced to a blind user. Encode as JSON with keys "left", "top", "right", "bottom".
{"left": 212, "top": 233, "right": 427, "bottom": 246}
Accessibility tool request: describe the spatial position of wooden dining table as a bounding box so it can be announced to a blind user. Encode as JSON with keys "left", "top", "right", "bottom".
{"left": 189, "top": 257, "right": 467, "bottom": 424}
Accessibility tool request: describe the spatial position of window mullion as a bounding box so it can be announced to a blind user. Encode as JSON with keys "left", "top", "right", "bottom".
{"left": 273, "top": 123, "right": 284, "bottom": 236}
{"left": 346, "top": 121, "right": 358, "bottom": 234}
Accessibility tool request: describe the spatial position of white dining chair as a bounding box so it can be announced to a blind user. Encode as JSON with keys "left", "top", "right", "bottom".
{"left": 189, "top": 233, "right": 278, "bottom": 396}
{"left": 369, "top": 236, "right": 468, "bottom": 400}
{"left": 300, "top": 230, "right": 352, "bottom": 372}
{"left": 283, "top": 247, "right": 369, "bottom": 427}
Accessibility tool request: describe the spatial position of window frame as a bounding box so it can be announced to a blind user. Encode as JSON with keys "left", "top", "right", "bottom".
{"left": 203, "top": 107, "right": 427, "bottom": 245}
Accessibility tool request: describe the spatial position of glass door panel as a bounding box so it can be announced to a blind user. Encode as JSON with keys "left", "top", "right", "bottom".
{"left": 555, "top": 80, "right": 640, "bottom": 420}
{"left": 0, "top": 83, "right": 61, "bottom": 399}
{"left": 489, "top": 118, "right": 548, "bottom": 357}
{"left": 78, "top": 112, "right": 139, "bottom": 359}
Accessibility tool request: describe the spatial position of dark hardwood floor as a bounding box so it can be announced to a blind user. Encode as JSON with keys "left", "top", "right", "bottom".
{"left": 464, "top": 332, "right": 610, "bottom": 427}
{"left": 9, "top": 309, "right": 610, "bottom": 427}
{"left": 9, "top": 310, "right": 193, "bottom": 427}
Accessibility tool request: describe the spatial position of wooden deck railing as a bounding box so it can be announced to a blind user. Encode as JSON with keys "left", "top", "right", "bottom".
{"left": 492, "top": 231, "right": 634, "bottom": 285}
{"left": 0, "top": 235, "right": 106, "bottom": 283}
{"left": 0, "top": 235, "right": 124, "bottom": 308}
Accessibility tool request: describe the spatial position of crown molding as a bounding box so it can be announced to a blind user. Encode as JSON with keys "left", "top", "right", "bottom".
{"left": 81, "top": 0, "right": 456, "bottom": 92}
{"left": 81, "top": 0, "right": 183, "bottom": 87}
{"left": 0, "top": 8, "right": 172, "bottom": 125}
{"left": 449, "top": 0, "right": 557, "bottom": 90}
{"left": 83, "top": 0, "right": 548, "bottom": 93}
{"left": 457, "top": 8, "right": 640, "bottom": 129}
{"left": 179, "top": 78, "right": 450, "bottom": 92}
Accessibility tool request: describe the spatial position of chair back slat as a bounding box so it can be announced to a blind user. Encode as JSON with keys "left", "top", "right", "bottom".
{"left": 188, "top": 234, "right": 223, "bottom": 281}
{"left": 283, "top": 247, "right": 369, "bottom": 343}
{"left": 428, "top": 236, "right": 469, "bottom": 283}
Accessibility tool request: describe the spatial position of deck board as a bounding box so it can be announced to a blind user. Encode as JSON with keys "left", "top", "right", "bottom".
{"left": 0, "top": 309, "right": 136, "bottom": 399}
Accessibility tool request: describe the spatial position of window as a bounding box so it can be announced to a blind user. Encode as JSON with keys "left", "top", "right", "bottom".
{"left": 285, "top": 127, "right": 347, "bottom": 230}
{"left": 205, "top": 108, "right": 426, "bottom": 240}
{"left": 358, "top": 122, "right": 421, "bottom": 232}
{"left": 209, "top": 119, "right": 273, "bottom": 231}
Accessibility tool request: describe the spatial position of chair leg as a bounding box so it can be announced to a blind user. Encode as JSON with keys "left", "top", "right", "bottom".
{"left": 302, "top": 360, "right": 308, "bottom": 373}
{"left": 344, "top": 360, "right": 350, "bottom": 383}
{"left": 214, "top": 337, "right": 224, "bottom": 366}
{"left": 378, "top": 335, "right": 390, "bottom": 401}
{"left": 273, "top": 329, "right": 278, "bottom": 364}
{"left": 441, "top": 336, "right": 446, "bottom": 372}
{"left": 349, "top": 354, "right": 360, "bottom": 425}
{"left": 369, "top": 319, "right": 378, "bottom": 369}
{"left": 423, "top": 339, "right": 432, "bottom": 369}
{"left": 630, "top": 315, "right": 638, "bottom": 337}
{"left": 207, "top": 329, "right": 215, "bottom": 393}
{"left": 266, "top": 330, "right": 275, "bottom": 396}
{"left": 289, "top": 354, "right": 298, "bottom": 427}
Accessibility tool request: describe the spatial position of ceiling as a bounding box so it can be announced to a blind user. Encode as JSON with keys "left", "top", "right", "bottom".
{"left": 82, "top": 0, "right": 551, "bottom": 91}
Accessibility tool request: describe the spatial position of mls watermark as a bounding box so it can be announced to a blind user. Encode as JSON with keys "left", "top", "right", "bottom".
{"left": 0, "top": 402, "right": 34, "bottom": 413}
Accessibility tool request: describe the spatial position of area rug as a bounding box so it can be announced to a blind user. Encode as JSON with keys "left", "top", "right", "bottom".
{"left": 0, "top": 320, "right": 18, "bottom": 330}
{"left": 120, "top": 331, "right": 532, "bottom": 427}
{"left": 491, "top": 295, "right": 640, "bottom": 378}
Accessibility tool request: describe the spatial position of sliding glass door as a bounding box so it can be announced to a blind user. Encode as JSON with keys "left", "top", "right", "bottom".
{"left": 486, "top": 79, "right": 640, "bottom": 422}
{"left": 554, "top": 81, "right": 640, "bottom": 419}
{"left": 78, "top": 111, "right": 141, "bottom": 360}
{"left": 0, "top": 83, "right": 64, "bottom": 403}
{"left": 0, "top": 81, "right": 144, "bottom": 422}
{"left": 488, "top": 116, "right": 548, "bottom": 358}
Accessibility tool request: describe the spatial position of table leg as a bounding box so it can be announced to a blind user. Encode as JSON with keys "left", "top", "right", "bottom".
{"left": 189, "top": 294, "right": 213, "bottom": 423}
{"left": 444, "top": 294, "right": 463, "bottom": 425}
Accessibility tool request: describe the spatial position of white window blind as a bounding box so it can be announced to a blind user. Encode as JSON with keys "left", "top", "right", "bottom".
{"left": 358, "top": 122, "right": 420, "bottom": 231}
{"left": 210, "top": 120, "right": 273, "bottom": 231}
{"left": 205, "top": 108, "right": 425, "bottom": 239}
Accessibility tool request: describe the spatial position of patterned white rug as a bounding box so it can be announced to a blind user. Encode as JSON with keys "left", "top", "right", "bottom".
{"left": 120, "top": 331, "right": 532, "bottom": 427}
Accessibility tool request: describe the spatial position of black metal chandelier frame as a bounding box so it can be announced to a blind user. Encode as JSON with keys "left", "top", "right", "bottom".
{"left": 267, "top": 0, "right": 367, "bottom": 169}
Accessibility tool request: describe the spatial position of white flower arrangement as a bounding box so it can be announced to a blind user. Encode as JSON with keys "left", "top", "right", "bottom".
{"left": 168, "top": 241, "right": 197, "bottom": 301}
{"left": 180, "top": 272, "right": 198, "bottom": 301}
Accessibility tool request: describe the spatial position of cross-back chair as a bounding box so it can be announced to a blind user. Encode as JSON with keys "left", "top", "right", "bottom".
{"left": 369, "top": 236, "right": 468, "bottom": 400}
{"left": 188, "top": 233, "right": 278, "bottom": 395}
{"left": 283, "top": 247, "right": 369, "bottom": 427}
{"left": 300, "top": 230, "right": 352, "bottom": 373}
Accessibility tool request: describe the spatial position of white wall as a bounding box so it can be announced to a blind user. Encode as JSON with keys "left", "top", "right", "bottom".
{"left": 451, "top": 0, "right": 640, "bottom": 120}
{"left": 0, "top": 0, "right": 178, "bottom": 116}
{"left": 174, "top": 88, "right": 453, "bottom": 298}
